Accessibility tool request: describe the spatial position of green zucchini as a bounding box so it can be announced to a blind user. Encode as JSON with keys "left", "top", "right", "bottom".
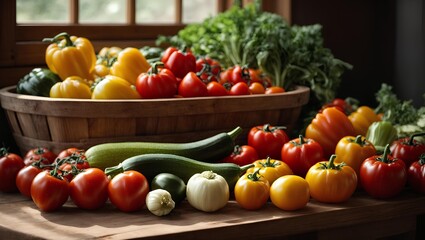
{"left": 104, "top": 153, "right": 253, "bottom": 189}
{"left": 86, "top": 127, "right": 242, "bottom": 170}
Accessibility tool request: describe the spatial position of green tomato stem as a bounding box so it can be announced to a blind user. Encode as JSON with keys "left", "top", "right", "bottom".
{"left": 419, "top": 154, "right": 425, "bottom": 165}
{"left": 354, "top": 135, "right": 364, "bottom": 145}
{"left": 379, "top": 144, "right": 391, "bottom": 164}
{"left": 328, "top": 154, "right": 337, "bottom": 169}
{"left": 408, "top": 132, "right": 425, "bottom": 146}
{"left": 299, "top": 135, "right": 305, "bottom": 145}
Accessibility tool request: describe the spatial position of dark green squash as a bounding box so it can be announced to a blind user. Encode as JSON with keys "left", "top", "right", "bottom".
{"left": 16, "top": 68, "right": 61, "bottom": 97}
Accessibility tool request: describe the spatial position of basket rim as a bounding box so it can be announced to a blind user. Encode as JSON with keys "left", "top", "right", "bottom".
{"left": 0, "top": 85, "right": 310, "bottom": 118}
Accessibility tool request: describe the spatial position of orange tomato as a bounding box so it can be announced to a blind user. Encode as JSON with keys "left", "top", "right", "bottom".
{"left": 306, "top": 155, "right": 357, "bottom": 203}
{"left": 234, "top": 171, "right": 270, "bottom": 210}
{"left": 249, "top": 82, "right": 265, "bottom": 94}
{"left": 265, "top": 86, "right": 285, "bottom": 94}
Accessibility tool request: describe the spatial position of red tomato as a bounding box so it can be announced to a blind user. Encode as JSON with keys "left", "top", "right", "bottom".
{"left": 407, "top": 154, "right": 425, "bottom": 194}
{"left": 136, "top": 63, "right": 178, "bottom": 99}
{"left": 230, "top": 65, "right": 249, "bottom": 84}
{"left": 57, "top": 147, "right": 85, "bottom": 159}
{"left": 163, "top": 47, "right": 196, "bottom": 79}
{"left": 108, "top": 170, "right": 149, "bottom": 212}
{"left": 69, "top": 168, "right": 109, "bottom": 210}
{"left": 196, "top": 57, "right": 221, "bottom": 75}
{"left": 196, "top": 57, "right": 222, "bottom": 83}
{"left": 390, "top": 133, "right": 425, "bottom": 167}
{"left": 281, "top": 135, "right": 325, "bottom": 177}
{"left": 248, "top": 124, "right": 290, "bottom": 159}
{"left": 55, "top": 149, "right": 89, "bottom": 182}
{"left": 178, "top": 72, "right": 208, "bottom": 98}
{"left": 31, "top": 171, "right": 69, "bottom": 212}
{"left": 222, "top": 145, "right": 259, "bottom": 166}
{"left": 220, "top": 66, "right": 259, "bottom": 85}
{"left": 265, "top": 86, "right": 285, "bottom": 94}
{"left": 360, "top": 146, "right": 407, "bottom": 199}
{"left": 24, "top": 147, "right": 57, "bottom": 166}
{"left": 229, "top": 82, "right": 250, "bottom": 95}
{"left": 0, "top": 149, "right": 25, "bottom": 192}
{"left": 16, "top": 165, "right": 43, "bottom": 198}
{"left": 320, "top": 98, "right": 355, "bottom": 115}
{"left": 207, "top": 81, "right": 228, "bottom": 96}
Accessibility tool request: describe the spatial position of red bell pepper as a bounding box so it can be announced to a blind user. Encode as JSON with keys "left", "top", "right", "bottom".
{"left": 162, "top": 47, "right": 196, "bottom": 79}
{"left": 390, "top": 132, "right": 425, "bottom": 167}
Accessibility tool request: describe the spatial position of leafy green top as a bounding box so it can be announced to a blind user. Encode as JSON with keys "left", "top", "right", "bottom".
{"left": 157, "top": 2, "right": 352, "bottom": 105}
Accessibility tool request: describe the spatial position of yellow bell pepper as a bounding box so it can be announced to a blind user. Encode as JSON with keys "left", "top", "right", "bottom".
{"left": 44, "top": 32, "right": 96, "bottom": 81}
{"left": 110, "top": 47, "right": 150, "bottom": 85}
{"left": 91, "top": 75, "right": 141, "bottom": 99}
{"left": 49, "top": 76, "right": 92, "bottom": 99}
{"left": 348, "top": 106, "right": 381, "bottom": 136}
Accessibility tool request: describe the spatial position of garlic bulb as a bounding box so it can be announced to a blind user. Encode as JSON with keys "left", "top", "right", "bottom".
{"left": 145, "top": 189, "right": 175, "bottom": 216}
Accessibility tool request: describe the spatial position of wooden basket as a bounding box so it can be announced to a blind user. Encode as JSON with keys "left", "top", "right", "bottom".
{"left": 0, "top": 85, "right": 309, "bottom": 154}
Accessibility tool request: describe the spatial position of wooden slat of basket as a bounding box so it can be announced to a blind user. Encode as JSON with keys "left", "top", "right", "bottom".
{"left": 5, "top": 110, "right": 22, "bottom": 136}
{"left": 89, "top": 118, "right": 136, "bottom": 138}
{"left": 15, "top": 112, "right": 50, "bottom": 140}
{"left": 47, "top": 116, "right": 89, "bottom": 142}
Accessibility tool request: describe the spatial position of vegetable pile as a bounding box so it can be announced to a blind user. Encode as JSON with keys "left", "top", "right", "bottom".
{"left": 3, "top": 0, "right": 424, "bottom": 219}
{"left": 16, "top": 1, "right": 351, "bottom": 111}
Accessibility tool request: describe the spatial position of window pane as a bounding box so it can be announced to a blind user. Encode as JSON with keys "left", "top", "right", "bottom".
{"left": 182, "top": 0, "right": 217, "bottom": 23}
{"left": 16, "top": 0, "right": 69, "bottom": 23}
{"left": 80, "top": 0, "right": 126, "bottom": 24}
{"left": 136, "top": 0, "right": 175, "bottom": 24}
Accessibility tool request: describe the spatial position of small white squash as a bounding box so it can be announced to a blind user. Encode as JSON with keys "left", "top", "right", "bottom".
{"left": 186, "top": 171, "right": 229, "bottom": 212}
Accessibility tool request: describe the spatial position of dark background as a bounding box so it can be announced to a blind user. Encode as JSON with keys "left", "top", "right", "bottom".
{"left": 292, "top": 0, "right": 424, "bottom": 108}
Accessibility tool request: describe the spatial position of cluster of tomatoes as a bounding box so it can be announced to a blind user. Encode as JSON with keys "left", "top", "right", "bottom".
{"left": 222, "top": 119, "right": 425, "bottom": 211}
{"left": 135, "top": 47, "right": 285, "bottom": 99}
{"left": 0, "top": 147, "right": 151, "bottom": 212}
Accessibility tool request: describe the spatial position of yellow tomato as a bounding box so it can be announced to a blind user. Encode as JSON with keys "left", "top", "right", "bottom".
{"left": 234, "top": 171, "right": 270, "bottom": 210}
{"left": 270, "top": 175, "right": 310, "bottom": 211}
{"left": 306, "top": 155, "right": 357, "bottom": 203}
{"left": 334, "top": 135, "right": 376, "bottom": 178}
{"left": 49, "top": 76, "right": 92, "bottom": 99}
{"left": 91, "top": 75, "right": 141, "bottom": 99}
{"left": 247, "top": 157, "right": 293, "bottom": 185}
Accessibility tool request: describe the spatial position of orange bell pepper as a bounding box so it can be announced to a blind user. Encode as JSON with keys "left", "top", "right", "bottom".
{"left": 306, "top": 107, "right": 356, "bottom": 157}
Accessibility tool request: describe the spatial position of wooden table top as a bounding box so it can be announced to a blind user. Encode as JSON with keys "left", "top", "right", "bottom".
{"left": 1, "top": 191, "right": 424, "bottom": 240}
